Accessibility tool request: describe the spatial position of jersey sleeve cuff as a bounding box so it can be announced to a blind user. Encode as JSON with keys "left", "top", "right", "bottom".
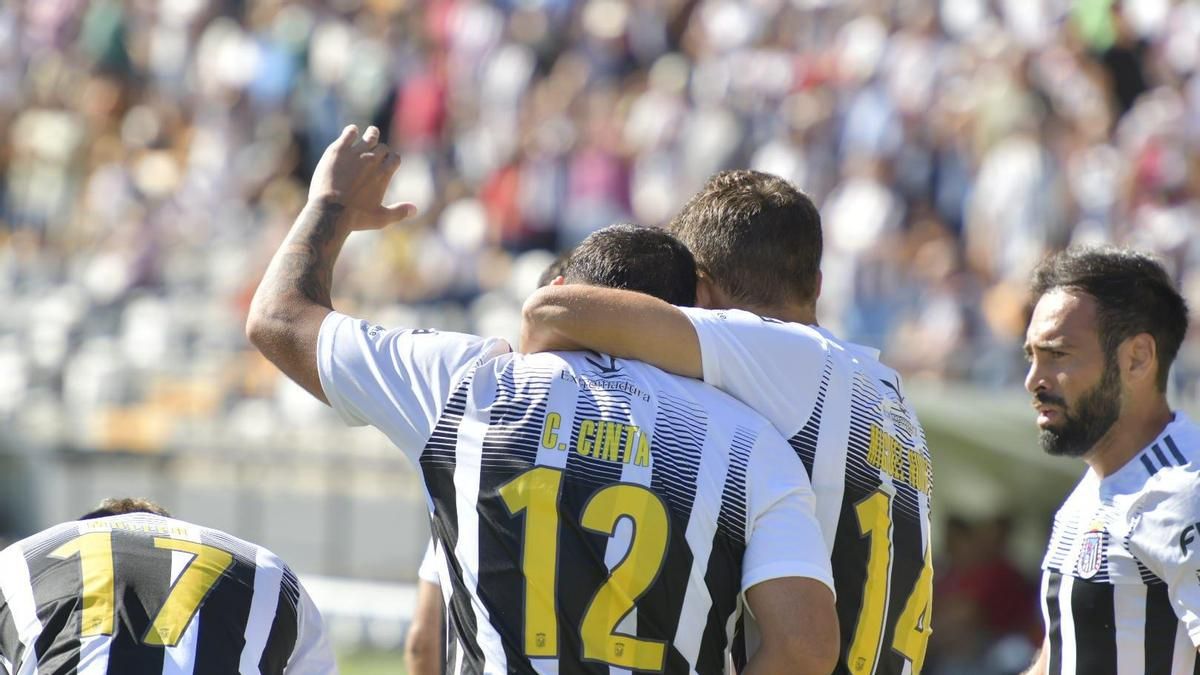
{"left": 1189, "top": 623, "right": 1200, "bottom": 648}
{"left": 677, "top": 307, "right": 724, "bottom": 387}
{"left": 742, "top": 562, "right": 837, "bottom": 602}
{"left": 316, "top": 311, "right": 368, "bottom": 427}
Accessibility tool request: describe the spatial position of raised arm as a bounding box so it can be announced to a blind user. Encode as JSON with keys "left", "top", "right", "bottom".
{"left": 520, "top": 284, "right": 703, "bottom": 378}
{"left": 246, "top": 125, "right": 415, "bottom": 403}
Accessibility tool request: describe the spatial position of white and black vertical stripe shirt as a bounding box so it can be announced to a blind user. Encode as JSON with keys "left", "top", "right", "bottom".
{"left": 317, "top": 311, "right": 834, "bottom": 674}
{"left": 1041, "top": 412, "right": 1200, "bottom": 674}
{"left": 678, "top": 308, "right": 934, "bottom": 675}
{"left": 0, "top": 514, "right": 337, "bottom": 675}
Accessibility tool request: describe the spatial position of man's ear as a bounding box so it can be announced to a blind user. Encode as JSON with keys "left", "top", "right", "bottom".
{"left": 1122, "top": 333, "right": 1158, "bottom": 387}
{"left": 695, "top": 272, "right": 716, "bottom": 309}
{"left": 551, "top": 275, "right": 566, "bottom": 286}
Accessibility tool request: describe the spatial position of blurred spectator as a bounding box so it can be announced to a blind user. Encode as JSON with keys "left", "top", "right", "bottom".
{"left": 930, "top": 515, "right": 1041, "bottom": 675}
{"left": 0, "top": 0, "right": 1198, "bottom": 501}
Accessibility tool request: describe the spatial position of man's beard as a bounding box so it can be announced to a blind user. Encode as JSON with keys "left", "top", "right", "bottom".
{"left": 1037, "top": 357, "right": 1122, "bottom": 458}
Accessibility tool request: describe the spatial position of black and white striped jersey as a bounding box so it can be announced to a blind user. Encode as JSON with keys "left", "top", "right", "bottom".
{"left": 417, "top": 539, "right": 440, "bottom": 585}
{"left": 0, "top": 513, "right": 336, "bottom": 675}
{"left": 317, "top": 311, "right": 835, "bottom": 674}
{"left": 1040, "top": 412, "right": 1200, "bottom": 674}
{"left": 678, "top": 308, "right": 934, "bottom": 675}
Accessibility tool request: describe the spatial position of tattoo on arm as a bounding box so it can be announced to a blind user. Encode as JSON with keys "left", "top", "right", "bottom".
{"left": 274, "top": 202, "right": 346, "bottom": 311}
{"left": 247, "top": 202, "right": 350, "bottom": 403}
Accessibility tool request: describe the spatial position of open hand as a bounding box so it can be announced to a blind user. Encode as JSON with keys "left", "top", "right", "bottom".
{"left": 307, "top": 124, "right": 417, "bottom": 231}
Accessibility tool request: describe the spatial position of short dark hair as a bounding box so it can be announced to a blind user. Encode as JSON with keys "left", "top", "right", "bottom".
{"left": 537, "top": 252, "right": 570, "bottom": 288}
{"left": 80, "top": 497, "right": 172, "bottom": 520}
{"left": 561, "top": 224, "right": 696, "bottom": 306}
{"left": 668, "top": 170, "right": 822, "bottom": 307}
{"left": 1031, "top": 246, "right": 1189, "bottom": 391}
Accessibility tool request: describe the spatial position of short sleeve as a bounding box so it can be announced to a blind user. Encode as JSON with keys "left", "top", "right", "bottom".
{"left": 417, "top": 539, "right": 441, "bottom": 585}
{"left": 284, "top": 582, "right": 339, "bottom": 675}
{"left": 678, "top": 308, "right": 829, "bottom": 437}
{"left": 741, "top": 429, "right": 835, "bottom": 596}
{"left": 1127, "top": 475, "right": 1200, "bottom": 646}
{"left": 317, "top": 311, "right": 510, "bottom": 464}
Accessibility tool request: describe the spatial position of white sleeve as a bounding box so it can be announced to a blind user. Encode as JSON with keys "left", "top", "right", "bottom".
{"left": 1128, "top": 477, "right": 1200, "bottom": 647}
{"left": 284, "top": 583, "right": 340, "bottom": 675}
{"left": 417, "top": 539, "right": 441, "bottom": 585}
{"left": 316, "top": 311, "right": 511, "bottom": 464}
{"left": 741, "top": 428, "right": 835, "bottom": 596}
{"left": 678, "top": 308, "right": 828, "bottom": 436}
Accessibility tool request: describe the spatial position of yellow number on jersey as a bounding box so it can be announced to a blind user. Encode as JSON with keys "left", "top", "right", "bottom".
{"left": 849, "top": 492, "right": 892, "bottom": 673}
{"left": 499, "top": 466, "right": 564, "bottom": 657}
{"left": 579, "top": 484, "right": 669, "bottom": 671}
{"left": 50, "top": 532, "right": 234, "bottom": 647}
{"left": 500, "top": 467, "right": 671, "bottom": 670}
{"left": 847, "top": 490, "right": 933, "bottom": 674}
{"left": 892, "top": 540, "right": 933, "bottom": 672}
{"left": 145, "top": 538, "right": 234, "bottom": 646}
{"left": 50, "top": 532, "right": 115, "bottom": 637}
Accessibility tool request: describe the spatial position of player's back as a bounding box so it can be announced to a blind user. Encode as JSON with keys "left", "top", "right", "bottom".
{"left": 680, "top": 308, "right": 934, "bottom": 675}
{"left": 418, "top": 349, "right": 828, "bottom": 675}
{"left": 0, "top": 513, "right": 333, "bottom": 675}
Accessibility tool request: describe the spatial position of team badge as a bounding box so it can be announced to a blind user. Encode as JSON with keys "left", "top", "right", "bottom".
{"left": 1077, "top": 527, "right": 1105, "bottom": 579}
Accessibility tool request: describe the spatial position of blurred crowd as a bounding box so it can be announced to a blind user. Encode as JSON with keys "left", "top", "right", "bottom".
{"left": 2, "top": 0, "right": 1200, "bottom": 425}
{"left": 4, "top": 0, "right": 1200, "bottom": 668}
{"left": 3, "top": 0, "right": 1200, "bottom": 448}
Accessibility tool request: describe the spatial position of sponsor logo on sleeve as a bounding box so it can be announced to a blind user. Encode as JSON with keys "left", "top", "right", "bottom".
{"left": 1181, "top": 523, "right": 1199, "bottom": 556}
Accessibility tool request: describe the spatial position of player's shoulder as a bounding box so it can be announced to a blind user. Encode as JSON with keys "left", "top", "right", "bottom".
{"left": 561, "top": 347, "right": 782, "bottom": 432}
{"left": 1127, "top": 415, "right": 1200, "bottom": 529}
{"left": 2, "top": 520, "right": 79, "bottom": 557}
{"left": 683, "top": 307, "right": 831, "bottom": 345}
{"left": 327, "top": 311, "right": 512, "bottom": 359}
{"left": 1140, "top": 413, "right": 1200, "bottom": 489}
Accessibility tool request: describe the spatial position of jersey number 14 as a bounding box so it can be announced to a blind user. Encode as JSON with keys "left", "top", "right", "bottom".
{"left": 850, "top": 490, "right": 934, "bottom": 674}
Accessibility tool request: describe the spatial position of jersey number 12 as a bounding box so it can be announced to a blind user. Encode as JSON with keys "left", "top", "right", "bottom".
{"left": 500, "top": 466, "right": 671, "bottom": 671}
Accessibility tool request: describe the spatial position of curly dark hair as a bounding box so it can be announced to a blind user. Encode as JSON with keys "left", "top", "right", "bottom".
{"left": 1031, "top": 246, "right": 1189, "bottom": 392}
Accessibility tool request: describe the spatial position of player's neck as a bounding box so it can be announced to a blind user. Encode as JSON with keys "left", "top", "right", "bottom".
{"left": 736, "top": 301, "right": 819, "bottom": 327}
{"left": 699, "top": 280, "right": 818, "bottom": 326}
{"left": 1084, "top": 397, "right": 1174, "bottom": 478}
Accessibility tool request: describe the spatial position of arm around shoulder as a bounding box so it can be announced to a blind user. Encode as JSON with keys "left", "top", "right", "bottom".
{"left": 520, "top": 285, "right": 702, "bottom": 379}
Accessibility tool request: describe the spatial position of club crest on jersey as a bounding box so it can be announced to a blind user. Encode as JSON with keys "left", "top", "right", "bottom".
{"left": 1077, "top": 527, "right": 1105, "bottom": 579}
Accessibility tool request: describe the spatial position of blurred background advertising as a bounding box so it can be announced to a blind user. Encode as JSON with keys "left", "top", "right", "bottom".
{"left": 1, "top": 0, "right": 1199, "bottom": 672}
